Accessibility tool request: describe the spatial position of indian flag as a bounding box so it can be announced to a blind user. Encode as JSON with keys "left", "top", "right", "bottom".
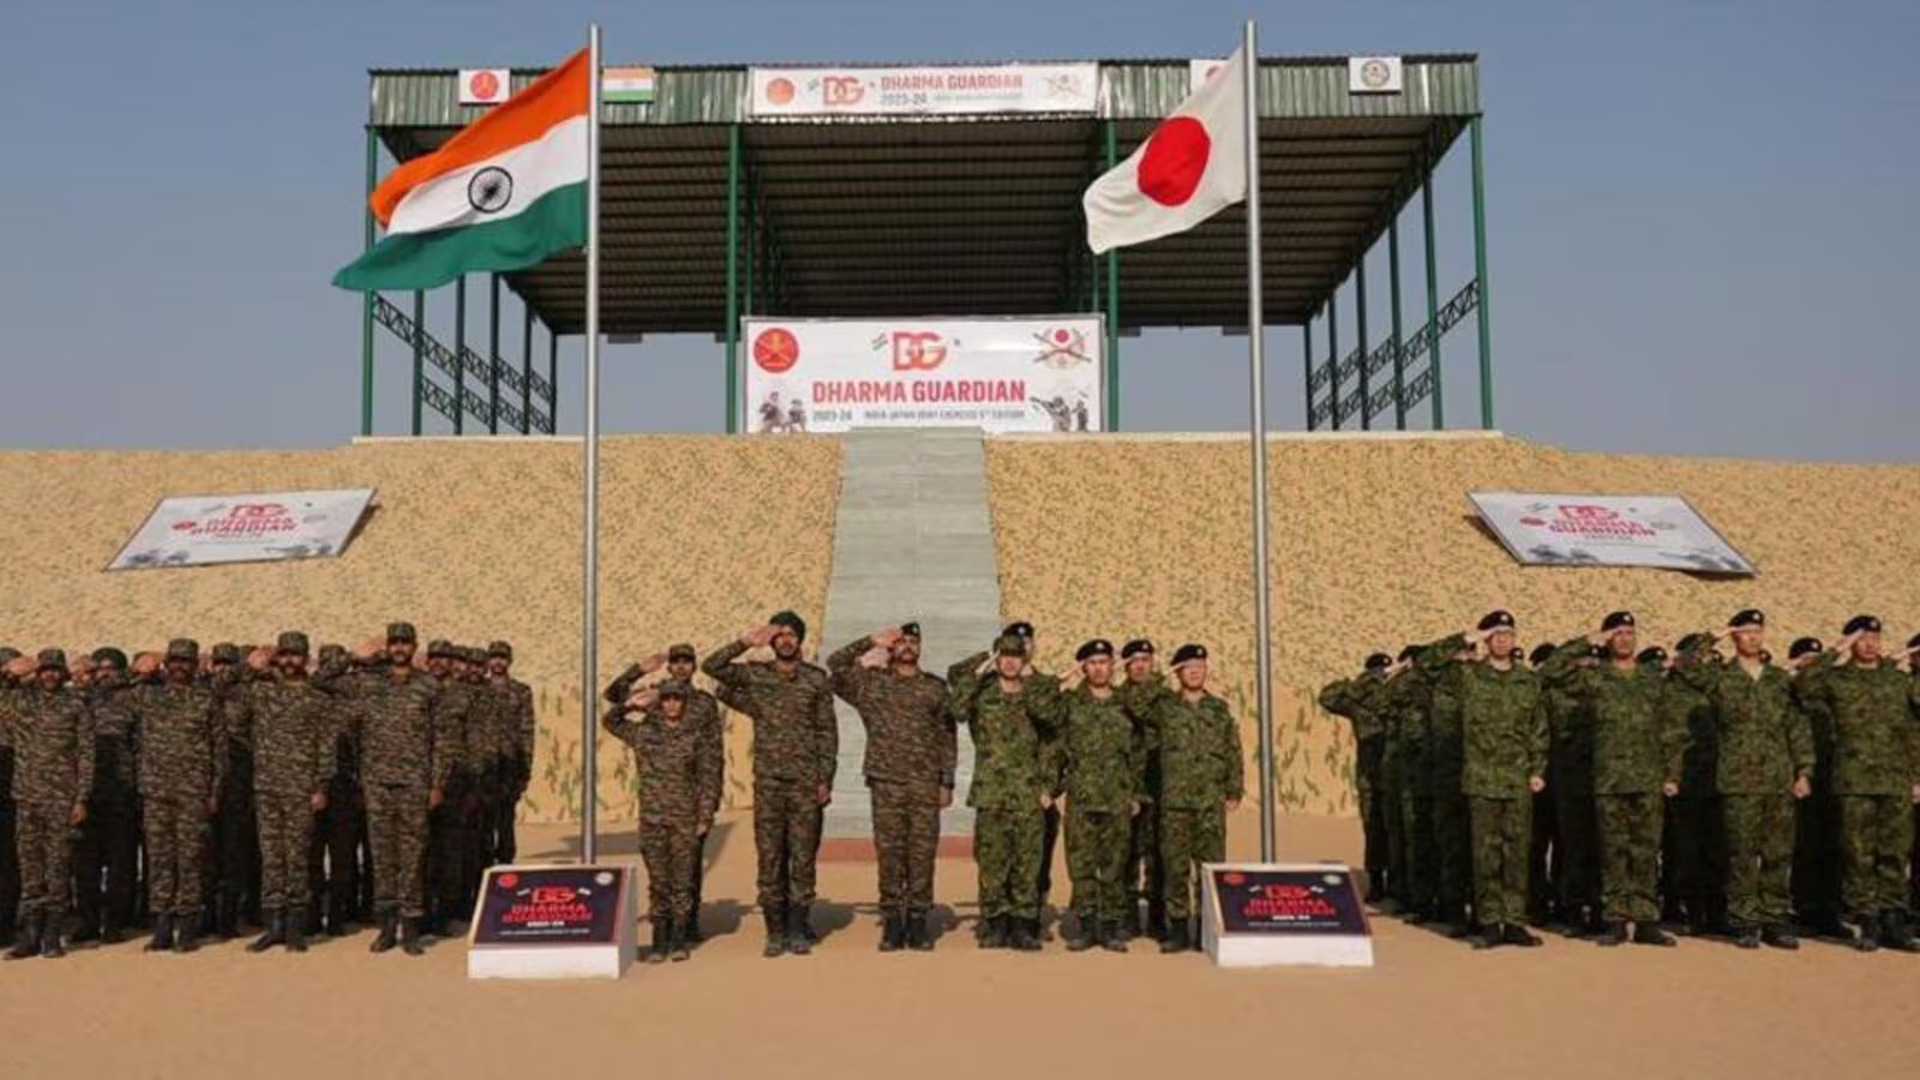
{"left": 333, "top": 49, "right": 589, "bottom": 292}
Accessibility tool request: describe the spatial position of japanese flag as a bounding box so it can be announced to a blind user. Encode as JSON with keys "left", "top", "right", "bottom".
{"left": 1084, "top": 46, "right": 1248, "bottom": 255}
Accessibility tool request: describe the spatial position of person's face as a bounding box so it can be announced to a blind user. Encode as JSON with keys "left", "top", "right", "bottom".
{"left": 668, "top": 658, "right": 695, "bottom": 681}
{"left": 36, "top": 667, "right": 63, "bottom": 691}
{"left": 995, "top": 653, "right": 1025, "bottom": 680}
{"left": 277, "top": 653, "right": 307, "bottom": 678}
{"left": 662, "top": 695, "right": 687, "bottom": 720}
{"left": 1176, "top": 660, "right": 1208, "bottom": 691}
{"left": 1732, "top": 627, "right": 1765, "bottom": 660}
{"left": 164, "top": 658, "right": 194, "bottom": 684}
{"left": 1853, "top": 631, "right": 1882, "bottom": 663}
{"left": 488, "top": 657, "right": 509, "bottom": 678}
{"left": 1083, "top": 656, "right": 1113, "bottom": 688}
{"left": 389, "top": 639, "right": 415, "bottom": 667}
{"left": 1125, "top": 655, "right": 1153, "bottom": 682}
{"left": 428, "top": 656, "right": 453, "bottom": 679}
{"left": 1488, "top": 629, "right": 1517, "bottom": 660}
{"left": 1609, "top": 627, "right": 1637, "bottom": 660}
{"left": 771, "top": 627, "right": 801, "bottom": 661}
{"left": 69, "top": 659, "right": 94, "bottom": 686}
{"left": 891, "top": 636, "right": 922, "bottom": 666}
{"left": 210, "top": 659, "right": 235, "bottom": 680}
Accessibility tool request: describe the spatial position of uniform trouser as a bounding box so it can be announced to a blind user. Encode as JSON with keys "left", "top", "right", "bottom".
{"left": 364, "top": 783, "right": 428, "bottom": 919}
{"left": 429, "top": 774, "right": 474, "bottom": 922}
{"left": 1720, "top": 794, "right": 1794, "bottom": 928}
{"left": 1382, "top": 769, "right": 1408, "bottom": 898}
{"left": 144, "top": 798, "right": 207, "bottom": 918}
{"left": 1399, "top": 790, "right": 1435, "bottom": 911}
{"left": 1431, "top": 792, "right": 1472, "bottom": 918}
{"left": 1160, "top": 806, "right": 1227, "bottom": 923}
{"left": 1527, "top": 788, "right": 1559, "bottom": 919}
{"left": 1837, "top": 795, "right": 1914, "bottom": 918}
{"left": 1129, "top": 800, "right": 1164, "bottom": 925}
{"left": 72, "top": 796, "right": 138, "bottom": 931}
{"left": 639, "top": 816, "right": 699, "bottom": 921}
{"left": 1355, "top": 741, "right": 1387, "bottom": 879}
{"left": 1792, "top": 795, "right": 1840, "bottom": 924}
{"left": 752, "top": 777, "right": 822, "bottom": 914}
{"left": 1066, "top": 805, "right": 1132, "bottom": 923}
{"left": 1596, "top": 794, "right": 1663, "bottom": 924}
{"left": 1663, "top": 796, "right": 1720, "bottom": 922}
{"left": 975, "top": 806, "right": 1044, "bottom": 920}
{"left": 17, "top": 801, "right": 74, "bottom": 920}
{"left": 871, "top": 781, "right": 940, "bottom": 917}
{"left": 1037, "top": 804, "right": 1062, "bottom": 904}
{"left": 1554, "top": 786, "right": 1600, "bottom": 918}
{"left": 1467, "top": 796, "right": 1530, "bottom": 927}
{"left": 493, "top": 787, "right": 520, "bottom": 866}
{"left": 256, "top": 790, "right": 314, "bottom": 911}
{"left": 310, "top": 779, "right": 365, "bottom": 925}
{"left": 0, "top": 805, "right": 18, "bottom": 932}
{"left": 216, "top": 780, "right": 260, "bottom": 920}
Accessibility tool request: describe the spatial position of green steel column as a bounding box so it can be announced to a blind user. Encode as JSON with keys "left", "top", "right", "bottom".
{"left": 1470, "top": 116, "right": 1494, "bottom": 430}
{"left": 487, "top": 273, "right": 501, "bottom": 435}
{"left": 410, "top": 291, "right": 424, "bottom": 436}
{"left": 453, "top": 275, "right": 466, "bottom": 435}
{"left": 548, "top": 328, "right": 559, "bottom": 433}
{"left": 360, "top": 130, "right": 377, "bottom": 437}
{"left": 724, "top": 124, "right": 741, "bottom": 434}
{"left": 1388, "top": 220, "right": 1407, "bottom": 430}
{"left": 1355, "top": 261, "right": 1370, "bottom": 431}
{"left": 1302, "top": 316, "right": 1315, "bottom": 432}
{"left": 744, "top": 172, "right": 757, "bottom": 317}
{"left": 1326, "top": 283, "right": 1340, "bottom": 431}
{"left": 1422, "top": 175, "right": 1444, "bottom": 430}
{"left": 1103, "top": 120, "right": 1121, "bottom": 431}
{"left": 520, "top": 302, "right": 533, "bottom": 435}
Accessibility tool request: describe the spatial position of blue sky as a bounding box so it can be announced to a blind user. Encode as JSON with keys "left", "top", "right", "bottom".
{"left": 1, "top": 0, "right": 1914, "bottom": 460}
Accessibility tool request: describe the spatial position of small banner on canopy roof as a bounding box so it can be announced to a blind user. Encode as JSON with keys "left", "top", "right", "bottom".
{"left": 107, "top": 489, "right": 376, "bottom": 571}
{"left": 748, "top": 63, "right": 1098, "bottom": 117}
{"left": 1469, "top": 493, "right": 1755, "bottom": 575}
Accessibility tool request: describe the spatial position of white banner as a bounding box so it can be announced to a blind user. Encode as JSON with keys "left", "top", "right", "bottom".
{"left": 741, "top": 316, "right": 1105, "bottom": 434}
{"left": 108, "top": 489, "right": 376, "bottom": 571}
{"left": 1348, "top": 56, "right": 1404, "bottom": 94}
{"left": 458, "top": 69, "right": 512, "bottom": 106}
{"left": 1469, "top": 493, "right": 1755, "bottom": 575}
{"left": 748, "top": 63, "right": 1099, "bottom": 118}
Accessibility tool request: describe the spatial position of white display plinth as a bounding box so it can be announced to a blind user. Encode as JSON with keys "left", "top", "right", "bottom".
{"left": 466, "top": 864, "right": 637, "bottom": 981}
{"left": 1201, "top": 862, "right": 1375, "bottom": 969}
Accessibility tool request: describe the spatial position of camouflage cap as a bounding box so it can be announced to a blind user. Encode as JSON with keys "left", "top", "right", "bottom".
{"left": 165, "top": 638, "right": 200, "bottom": 664}
{"left": 277, "top": 631, "right": 311, "bottom": 656}
{"left": 37, "top": 648, "right": 69, "bottom": 673}
{"left": 387, "top": 621, "right": 418, "bottom": 644}
{"left": 318, "top": 643, "right": 349, "bottom": 664}
{"left": 91, "top": 647, "right": 129, "bottom": 672}
{"left": 488, "top": 641, "right": 514, "bottom": 660}
{"left": 769, "top": 610, "right": 808, "bottom": 642}
{"left": 993, "top": 633, "right": 1029, "bottom": 657}
{"left": 666, "top": 643, "right": 698, "bottom": 663}
{"left": 426, "top": 639, "right": 455, "bottom": 660}
{"left": 210, "top": 642, "right": 242, "bottom": 665}
{"left": 464, "top": 646, "right": 489, "bottom": 665}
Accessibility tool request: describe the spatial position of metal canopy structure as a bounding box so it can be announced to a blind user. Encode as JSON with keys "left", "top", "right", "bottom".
{"left": 358, "top": 54, "right": 1493, "bottom": 435}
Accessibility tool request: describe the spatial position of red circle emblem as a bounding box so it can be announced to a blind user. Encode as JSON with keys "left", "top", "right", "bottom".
{"left": 767, "top": 78, "right": 796, "bottom": 106}
{"left": 753, "top": 328, "right": 800, "bottom": 373}
{"left": 1222, "top": 872, "right": 1246, "bottom": 886}
{"left": 1052, "top": 329, "right": 1071, "bottom": 344}
{"left": 497, "top": 872, "right": 519, "bottom": 889}
{"left": 469, "top": 71, "right": 501, "bottom": 102}
{"left": 1136, "top": 116, "right": 1212, "bottom": 207}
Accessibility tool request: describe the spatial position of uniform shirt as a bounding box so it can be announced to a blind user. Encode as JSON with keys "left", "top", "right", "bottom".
{"left": 334, "top": 665, "right": 442, "bottom": 790}
{"left": 1794, "top": 660, "right": 1920, "bottom": 796}
{"left": 127, "top": 680, "right": 220, "bottom": 805}
{"left": 4, "top": 683, "right": 98, "bottom": 807}
{"left": 601, "top": 703, "right": 722, "bottom": 823}
{"left": 827, "top": 639, "right": 954, "bottom": 790}
{"left": 86, "top": 675, "right": 141, "bottom": 800}
{"left": 1671, "top": 648, "right": 1813, "bottom": 796}
{"left": 1418, "top": 636, "right": 1548, "bottom": 798}
{"left": 225, "top": 672, "right": 339, "bottom": 797}
{"left": 491, "top": 675, "right": 537, "bottom": 784}
{"left": 1043, "top": 683, "right": 1144, "bottom": 813}
{"left": 1139, "top": 688, "right": 1244, "bottom": 811}
{"left": 949, "top": 673, "right": 1061, "bottom": 810}
{"left": 1541, "top": 641, "right": 1685, "bottom": 795}
{"left": 701, "top": 641, "right": 837, "bottom": 789}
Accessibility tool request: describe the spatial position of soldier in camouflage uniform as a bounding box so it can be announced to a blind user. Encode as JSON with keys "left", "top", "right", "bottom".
{"left": 1785, "top": 637, "right": 1843, "bottom": 937}
{"left": 311, "top": 643, "right": 368, "bottom": 935}
{"left": 827, "top": 623, "right": 953, "bottom": 952}
{"left": 995, "top": 622, "right": 1064, "bottom": 932}
{"left": 2, "top": 649, "right": 95, "bottom": 959}
{"left": 1422, "top": 642, "right": 1475, "bottom": 934}
{"left": 1396, "top": 650, "right": 1441, "bottom": 923}
{"left": 0, "top": 647, "right": 21, "bottom": 941}
{"left": 1418, "top": 612, "right": 1548, "bottom": 950}
{"left": 703, "top": 611, "right": 837, "bottom": 957}
{"left": 1795, "top": 615, "right": 1920, "bottom": 951}
{"left": 604, "top": 679, "right": 721, "bottom": 962}
{"left": 1543, "top": 613, "right": 1685, "bottom": 947}
{"left": 1319, "top": 653, "right": 1393, "bottom": 904}
{"left": 204, "top": 641, "right": 260, "bottom": 938}
{"left": 487, "top": 642, "right": 537, "bottom": 869}
{"left": 73, "top": 647, "right": 140, "bottom": 944}
{"left": 1119, "top": 640, "right": 1167, "bottom": 939}
{"left": 1673, "top": 611, "right": 1813, "bottom": 949}
{"left": 126, "top": 640, "right": 221, "bottom": 954}
{"left": 1049, "top": 639, "right": 1146, "bottom": 953}
{"left": 422, "top": 639, "right": 475, "bottom": 936}
{"left": 337, "top": 622, "right": 442, "bottom": 956}
{"left": 1138, "top": 643, "right": 1244, "bottom": 954}
{"left": 1662, "top": 632, "right": 1722, "bottom": 935}
{"left": 948, "top": 632, "right": 1061, "bottom": 951}
{"left": 1525, "top": 643, "right": 1560, "bottom": 926}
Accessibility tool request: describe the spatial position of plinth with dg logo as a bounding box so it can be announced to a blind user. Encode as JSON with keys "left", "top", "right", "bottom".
{"left": 466, "top": 864, "right": 636, "bottom": 980}
{"left": 1201, "top": 862, "right": 1374, "bottom": 968}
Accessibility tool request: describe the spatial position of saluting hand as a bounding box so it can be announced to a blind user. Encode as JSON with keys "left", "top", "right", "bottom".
{"left": 69, "top": 803, "right": 87, "bottom": 827}
{"left": 1661, "top": 782, "right": 1679, "bottom": 798}
{"left": 1791, "top": 776, "right": 1812, "bottom": 801}
{"left": 1527, "top": 776, "right": 1547, "bottom": 794}
{"left": 311, "top": 791, "right": 328, "bottom": 813}
{"left": 639, "top": 653, "right": 668, "bottom": 675}
{"left": 871, "top": 628, "right": 903, "bottom": 650}
{"left": 740, "top": 625, "right": 777, "bottom": 648}
{"left": 3, "top": 656, "right": 34, "bottom": 679}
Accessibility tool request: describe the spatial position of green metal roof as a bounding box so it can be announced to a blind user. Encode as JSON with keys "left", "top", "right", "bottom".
{"left": 366, "top": 56, "right": 1479, "bottom": 335}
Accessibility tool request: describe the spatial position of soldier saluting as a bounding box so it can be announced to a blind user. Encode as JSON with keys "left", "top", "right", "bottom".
{"left": 1053, "top": 639, "right": 1147, "bottom": 954}
{"left": 1, "top": 649, "right": 95, "bottom": 959}
{"left": 1136, "top": 643, "right": 1243, "bottom": 954}
{"left": 127, "top": 640, "right": 221, "bottom": 955}
{"left": 602, "top": 680, "right": 720, "bottom": 963}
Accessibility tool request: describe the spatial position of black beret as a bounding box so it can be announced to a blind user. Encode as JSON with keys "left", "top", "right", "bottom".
{"left": 899, "top": 622, "right": 922, "bottom": 639}
{"left": 1842, "top": 615, "right": 1881, "bottom": 636}
{"left": 1528, "top": 643, "right": 1557, "bottom": 667}
{"left": 165, "top": 638, "right": 200, "bottom": 663}
{"left": 1478, "top": 610, "right": 1516, "bottom": 632}
{"left": 92, "top": 647, "right": 129, "bottom": 671}
{"left": 386, "top": 622, "right": 417, "bottom": 643}
{"left": 1121, "top": 639, "right": 1156, "bottom": 660}
{"left": 488, "top": 641, "right": 514, "bottom": 660}
{"left": 1636, "top": 647, "right": 1668, "bottom": 666}
{"left": 1788, "top": 637, "right": 1824, "bottom": 661}
{"left": 666, "top": 644, "right": 698, "bottom": 663}
{"left": 1674, "top": 632, "right": 1713, "bottom": 655}
{"left": 1171, "top": 643, "right": 1208, "bottom": 667}
{"left": 1002, "top": 621, "right": 1035, "bottom": 641}
{"left": 770, "top": 610, "right": 807, "bottom": 642}
{"left": 1601, "top": 611, "right": 1635, "bottom": 632}
{"left": 1364, "top": 652, "right": 1393, "bottom": 673}
{"left": 993, "top": 634, "right": 1029, "bottom": 657}
{"left": 1076, "top": 639, "right": 1115, "bottom": 663}
{"left": 1397, "top": 645, "right": 1421, "bottom": 664}
{"left": 1905, "top": 633, "right": 1920, "bottom": 653}
{"left": 1729, "top": 609, "right": 1765, "bottom": 630}
{"left": 277, "top": 631, "right": 311, "bottom": 656}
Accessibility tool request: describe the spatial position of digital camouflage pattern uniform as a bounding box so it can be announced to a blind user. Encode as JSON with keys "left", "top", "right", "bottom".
{"left": 1120, "top": 671, "right": 1168, "bottom": 933}
{"left": 228, "top": 660, "right": 337, "bottom": 916}
{"left": 1140, "top": 684, "right": 1244, "bottom": 929}
{"left": 1673, "top": 645, "right": 1813, "bottom": 933}
{"left": 947, "top": 646, "right": 1061, "bottom": 929}
{"left": 1791, "top": 662, "right": 1842, "bottom": 930}
{"left": 1546, "top": 670, "right": 1599, "bottom": 925}
{"left": 827, "top": 638, "right": 953, "bottom": 926}
{"left": 1048, "top": 681, "right": 1146, "bottom": 938}
{"left": 1795, "top": 658, "right": 1920, "bottom": 925}
{"left": 1419, "top": 636, "right": 1548, "bottom": 931}
{"left": 489, "top": 663, "right": 537, "bottom": 866}
{"left": 337, "top": 662, "right": 441, "bottom": 924}
{"left": 702, "top": 640, "right": 838, "bottom": 927}
{"left": 77, "top": 667, "right": 141, "bottom": 938}
{"left": 128, "top": 666, "right": 220, "bottom": 924}
{"left": 425, "top": 654, "right": 475, "bottom": 928}
{"left": 601, "top": 685, "right": 721, "bottom": 929}
{"left": 2, "top": 658, "right": 96, "bottom": 935}
{"left": 1319, "top": 674, "right": 1390, "bottom": 897}
{"left": 606, "top": 657, "right": 725, "bottom": 932}
{"left": 1662, "top": 656, "right": 1721, "bottom": 928}
{"left": 207, "top": 647, "right": 261, "bottom": 934}
{"left": 1422, "top": 660, "right": 1473, "bottom": 923}
{"left": 1543, "top": 641, "right": 1684, "bottom": 927}
{"left": 0, "top": 653, "right": 21, "bottom": 938}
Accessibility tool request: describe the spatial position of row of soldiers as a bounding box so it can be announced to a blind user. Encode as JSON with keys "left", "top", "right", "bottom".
{"left": 0, "top": 623, "right": 536, "bottom": 959}
{"left": 599, "top": 613, "right": 1244, "bottom": 962}
{"left": 1321, "top": 608, "right": 1920, "bottom": 952}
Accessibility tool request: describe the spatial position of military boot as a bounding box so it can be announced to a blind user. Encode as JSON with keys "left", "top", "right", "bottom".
{"left": 400, "top": 917, "right": 425, "bottom": 956}
{"left": 786, "top": 905, "right": 813, "bottom": 956}
{"left": 369, "top": 909, "right": 398, "bottom": 954}
{"left": 645, "top": 917, "right": 669, "bottom": 964}
{"left": 1631, "top": 921, "right": 1677, "bottom": 947}
{"left": 174, "top": 918, "right": 201, "bottom": 954}
{"left": 907, "top": 912, "right": 934, "bottom": 952}
{"left": 1595, "top": 919, "right": 1629, "bottom": 947}
{"left": 1063, "top": 915, "right": 1095, "bottom": 952}
{"left": 39, "top": 918, "right": 66, "bottom": 959}
{"left": 144, "top": 914, "right": 173, "bottom": 953}
{"left": 1010, "top": 917, "right": 1042, "bottom": 952}
{"left": 879, "top": 913, "right": 905, "bottom": 953}
{"left": 1852, "top": 915, "right": 1882, "bottom": 953}
{"left": 249, "top": 911, "right": 286, "bottom": 953}
{"left": 1878, "top": 911, "right": 1920, "bottom": 952}
{"left": 8, "top": 917, "right": 40, "bottom": 960}
{"left": 1760, "top": 925, "right": 1800, "bottom": 951}
{"left": 1158, "top": 919, "right": 1190, "bottom": 954}
{"left": 977, "top": 915, "right": 1007, "bottom": 949}
{"left": 1731, "top": 923, "right": 1762, "bottom": 949}
{"left": 762, "top": 909, "right": 788, "bottom": 958}
{"left": 668, "top": 918, "right": 691, "bottom": 963}
{"left": 286, "top": 909, "right": 310, "bottom": 953}
{"left": 1501, "top": 923, "right": 1543, "bottom": 948}
{"left": 1100, "top": 919, "right": 1130, "bottom": 953}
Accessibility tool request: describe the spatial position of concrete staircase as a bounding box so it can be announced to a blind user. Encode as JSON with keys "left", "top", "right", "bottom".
{"left": 819, "top": 429, "right": 1002, "bottom": 839}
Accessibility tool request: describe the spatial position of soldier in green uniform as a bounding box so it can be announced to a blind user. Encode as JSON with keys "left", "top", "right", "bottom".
{"left": 948, "top": 632, "right": 1061, "bottom": 951}
{"left": 1525, "top": 643, "right": 1561, "bottom": 928}
{"left": 2, "top": 649, "right": 95, "bottom": 959}
{"left": 1319, "top": 653, "right": 1393, "bottom": 904}
{"left": 1051, "top": 639, "right": 1147, "bottom": 953}
{"left": 1795, "top": 616, "right": 1920, "bottom": 951}
{"left": 1544, "top": 641, "right": 1601, "bottom": 936}
{"left": 1140, "top": 644, "right": 1244, "bottom": 954}
{"left": 1119, "top": 640, "right": 1167, "bottom": 939}
{"left": 1418, "top": 612, "right": 1548, "bottom": 950}
{"left": 485, "top": 642, "right": 536, "bottom": 870}
{"left": 1661, "top": 632, "right": 1722, "bottom": 935}
{"left": 827, "top": 623, "right": 953, "bottom": 952}
{"left": 703, "top": 611, "right": 838, "bottom": 957}
{"left": 204, "top": 641, "right": 260, "bottom": 939}
{"left": 1905, "top": 633, "right": 1920, "bottom": 917}
{"left": 127, "top": 640, "right": 222, "bottom": 954}
{"left": 603, "top": 679, "right": 720, "bottom": 962}
{"left": 1672, "top": 611, "right": 1813, "bottom": 949}
{"left": 0, "top": 647, "right": 21, "bottom": 942}
{"left": 1543, "top": 612, "right": 1684, "bottom": 947}
{"left": 1421, "top": 641, "right": 1476, "bottom": 935}
{"left": 1784, "top": 637, "right": 1842, "bottom": 937}
{"left": 73, "top": 648, "right": 139, "bottom": 945}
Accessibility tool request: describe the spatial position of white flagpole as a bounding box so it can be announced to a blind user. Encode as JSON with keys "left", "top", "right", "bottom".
{"left": 581, "top": 24, "right": 603, "bottom": 864}
{"left": 1242, "top": 20, "right": 1277, "bottom": 862}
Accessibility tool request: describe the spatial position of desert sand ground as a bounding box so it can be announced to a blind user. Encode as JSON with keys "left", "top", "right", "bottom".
{"left": 5, "top": 809, "right": 1917, "bottom": 1080}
